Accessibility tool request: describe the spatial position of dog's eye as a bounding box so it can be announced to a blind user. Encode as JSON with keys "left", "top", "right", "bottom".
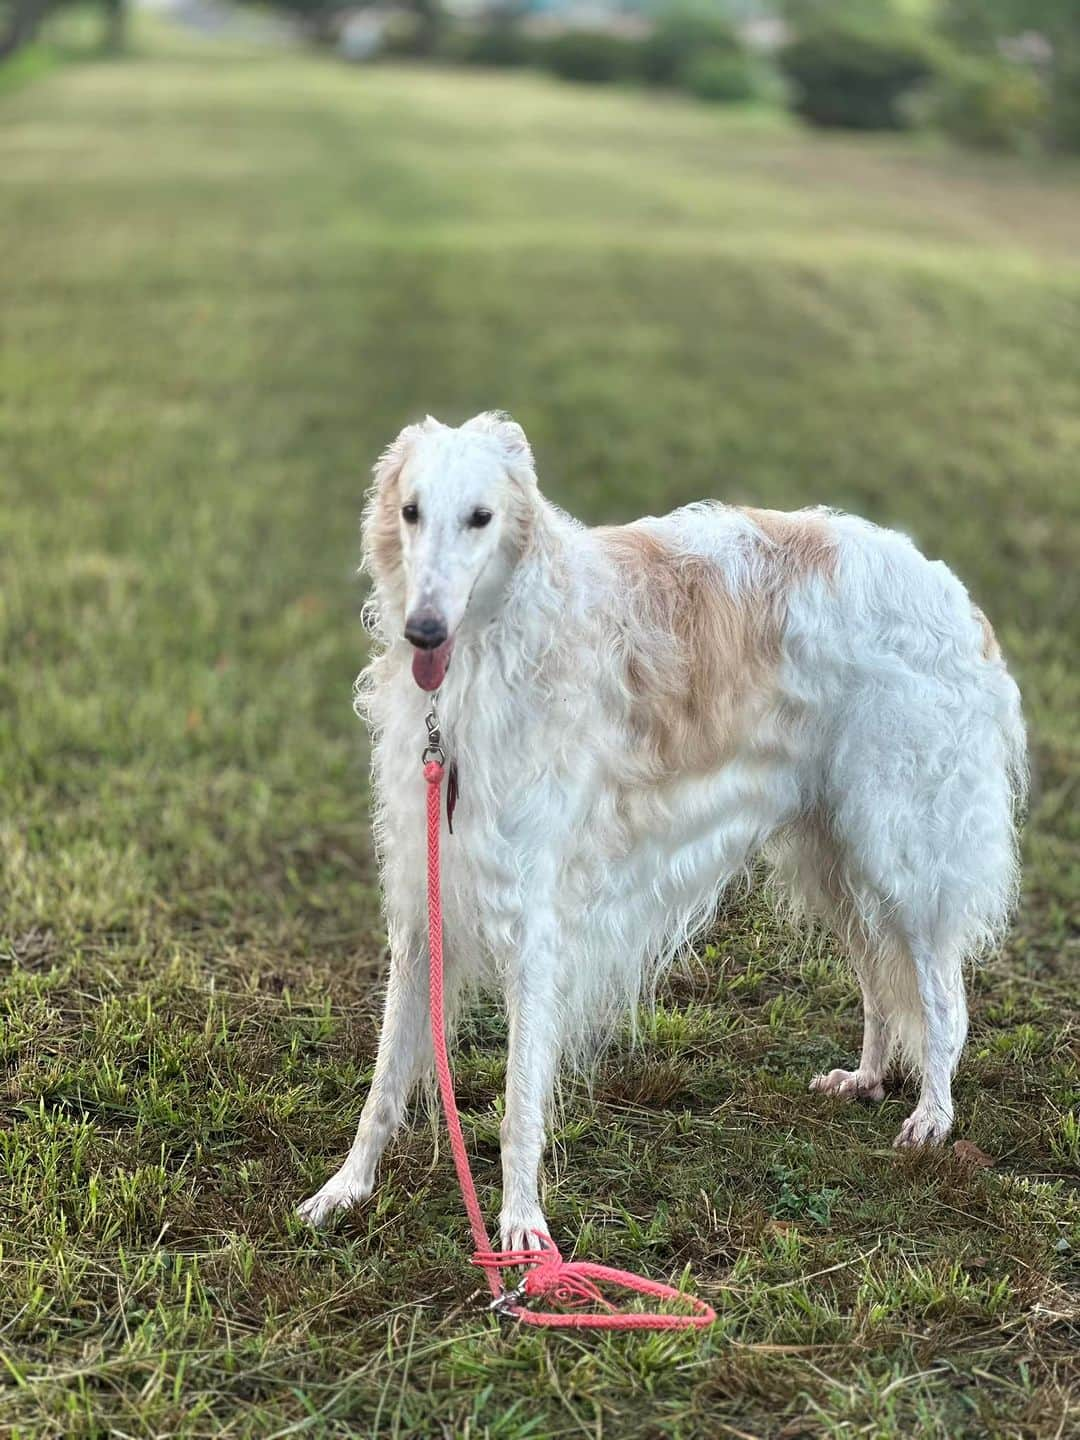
{"left": 467, "top": 508, "right": 493, "bottom": 529}
{"left": 401, "top": 502, "right": 419, "bottom": 524}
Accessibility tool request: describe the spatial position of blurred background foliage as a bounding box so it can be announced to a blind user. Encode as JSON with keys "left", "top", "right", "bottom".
{"left": 4, "top": 0, "right": 1080, "bottom": 155}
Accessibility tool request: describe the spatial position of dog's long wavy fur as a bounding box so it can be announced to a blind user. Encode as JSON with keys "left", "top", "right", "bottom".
{"left": 299, "top": 412, "right": 1027, "bottom": 1247}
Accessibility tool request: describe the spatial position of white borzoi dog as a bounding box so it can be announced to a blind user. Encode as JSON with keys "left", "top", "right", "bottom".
{"left": 298, "top": 412, "right": 1026, "bottom": 1250}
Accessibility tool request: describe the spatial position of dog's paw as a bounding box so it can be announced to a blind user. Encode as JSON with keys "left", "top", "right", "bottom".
{"left": 893, "top": 1106, "right": 952, "bottom": 1149}
{"left": 499, "top": 1205, "right": 551, "bottom": 1258}
{"left": 810, "top": 1067, "right": 885, "bottom": 1103}
{"left": 296, "top": 1171, "right": 371, "bottom": 1228}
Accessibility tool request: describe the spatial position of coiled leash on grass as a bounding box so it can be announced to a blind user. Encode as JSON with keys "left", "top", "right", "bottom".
{"left": 422, "top": 700, "right": 715, "bottom": 1331}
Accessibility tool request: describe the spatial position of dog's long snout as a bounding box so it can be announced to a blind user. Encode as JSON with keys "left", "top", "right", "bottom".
{"left": 404, "top": 607, "right": 448, "bottom": 651}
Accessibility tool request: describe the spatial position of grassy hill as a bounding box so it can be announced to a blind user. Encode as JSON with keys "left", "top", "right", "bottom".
{"left": 1, "top": 22, "right": 1077, "bottom": 1438}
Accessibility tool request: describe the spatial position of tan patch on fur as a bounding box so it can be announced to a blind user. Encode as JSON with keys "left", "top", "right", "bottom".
{"left": 738, "top": 508, "right": 838, "bottom": 583}
{"left": 364, "top": 432, "right": 417, "bottom": 586}
{"left": 974, "top": 607, "right": 999, "bottom": 661}
{"left": 599, "top": 512, "right": 835, "bottom": 777}
{"left": 598, "top": 533, "right": 753, "bottom": 775}
{"left": 367, "top": 469, "right": 402, "bottom": 582}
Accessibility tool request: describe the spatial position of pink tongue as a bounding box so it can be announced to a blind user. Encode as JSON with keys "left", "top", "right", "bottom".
{"left": 412, "top": 640, "right": 453, "bottom": 692}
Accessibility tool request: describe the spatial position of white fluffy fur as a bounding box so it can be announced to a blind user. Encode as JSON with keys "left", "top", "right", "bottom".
{"left": 298, "top": 413, "right": 1027, "bottom": 1248}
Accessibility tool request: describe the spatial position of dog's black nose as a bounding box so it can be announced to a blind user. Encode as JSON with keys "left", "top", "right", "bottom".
{"left": 404, "top": 608, "right": 448, "bottom": 651}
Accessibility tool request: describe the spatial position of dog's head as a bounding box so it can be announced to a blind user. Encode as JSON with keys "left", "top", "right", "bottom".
{"left": 362, "top": 412, "right": 538, "bottom": 689}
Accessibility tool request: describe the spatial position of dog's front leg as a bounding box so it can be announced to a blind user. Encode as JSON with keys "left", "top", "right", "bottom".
{"left": 499, "top": 919, "right": 563, "bottom": 1253}
{"left": 297, "top": 922, "right": 433, "bottom": 1227}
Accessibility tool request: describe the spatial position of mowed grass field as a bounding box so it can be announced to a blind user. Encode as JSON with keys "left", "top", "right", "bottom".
{"left": 2, "top": 20, "right": 1079, "bottom": 1438}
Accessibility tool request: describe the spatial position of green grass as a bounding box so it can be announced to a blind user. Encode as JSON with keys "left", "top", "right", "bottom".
{"left": 1, "top": 19, "right": 1078, "bottom": 1438}
{"left": 0, "top": 41, "right": 59, "bottom": 97}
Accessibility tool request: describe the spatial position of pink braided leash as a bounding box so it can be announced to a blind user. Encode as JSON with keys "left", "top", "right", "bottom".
{"left": 423, "top": 757, "right": 716, "bottom": 1331}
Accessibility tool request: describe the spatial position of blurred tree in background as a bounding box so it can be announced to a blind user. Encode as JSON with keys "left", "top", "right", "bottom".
{"left": 780, "top": 0, "right": 1078, "bottom": 149}
{"left": 102, "top": 0, "right": 123, "bottom": 51}
{"left": 0, "top": 0, "right": 48, "bottom": 58}
{"left": 939, "top": 0, "right": 1080, "bottom": 148}
{"left": 1, "top": 0, "right": 1078, "bottom": 152}
{"left": 779, "top": 11, "right": 935, "bottom": 130}
{"left": 638, "top": 5, "right": 742, "bottom": 88}
{"left": 381, "top": 0, "right": 443, "bottom": 57}
{"left": 1, "top": 0, "right": 125, "bottom": 56}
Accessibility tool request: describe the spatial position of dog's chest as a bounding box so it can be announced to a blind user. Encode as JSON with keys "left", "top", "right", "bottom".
{"left": 373, "top": 658, "right": 603, "bottom": 931}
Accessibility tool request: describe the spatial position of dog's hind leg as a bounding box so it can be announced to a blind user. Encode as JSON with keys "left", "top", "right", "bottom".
{"left": 892, "top": 941, "right": 966, "bottom": 1148}
{"left": 810, "top": 962, "right": 890, "bottom": 1103}
{"left": 811, "top": 934, "right": 965, "bottom": 1145}
{"left": 772, "top": 829, "right": 893, "bottom": 1105}
{"left": 297, "top": 923, "right": 438, "bottom": 1226}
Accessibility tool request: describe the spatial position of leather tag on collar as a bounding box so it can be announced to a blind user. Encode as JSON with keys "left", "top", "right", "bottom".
{"left": 447, "top": 760, "right": 459, "bottom": 834}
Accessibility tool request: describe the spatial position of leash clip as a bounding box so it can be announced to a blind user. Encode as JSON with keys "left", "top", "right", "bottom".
{"left": 422, "top": 693, "right": 445, "bottom": 766}
{"left": 488, "top": 1280, "right": 528, "bottom": 1317}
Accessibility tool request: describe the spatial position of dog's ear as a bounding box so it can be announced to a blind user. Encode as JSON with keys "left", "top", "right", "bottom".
{"left": 465, "top": 413, "right": 539, "bottom": 560}
{"left": 464, "top": 412, "right": 534, "bottom": 476}
{"left": 364, "top": 420, "right": 430, "bottom": 585}
{"left": 372, "top": 419, "right": 428, "bottom": 492}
